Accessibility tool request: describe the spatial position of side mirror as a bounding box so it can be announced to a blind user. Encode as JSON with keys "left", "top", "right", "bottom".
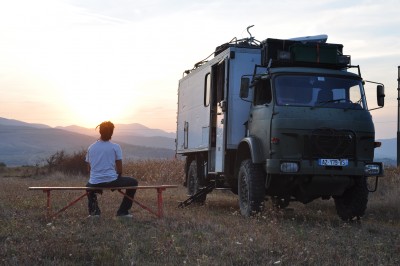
{"left": 240, "top": 77, "right": 250, "bottom": 98}
{"left": 377, "top": 85, "right": 385, "bottom": 107}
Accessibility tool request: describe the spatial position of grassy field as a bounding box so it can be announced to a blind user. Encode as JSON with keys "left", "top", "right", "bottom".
{"left": 1, "top": 160, "right": 399, "bottom": 265}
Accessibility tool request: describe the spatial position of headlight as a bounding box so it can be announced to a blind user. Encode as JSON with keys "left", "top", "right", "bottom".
{"left": 364, "top": 163, "right": 382, "bottom": 176}
{"left": 280, "top": 162, "right": 299, "bottom": 173}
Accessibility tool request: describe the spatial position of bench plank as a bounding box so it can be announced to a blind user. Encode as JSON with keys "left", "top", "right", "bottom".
{"left": 29, "top": 185, "right": 178, "bottom": 190}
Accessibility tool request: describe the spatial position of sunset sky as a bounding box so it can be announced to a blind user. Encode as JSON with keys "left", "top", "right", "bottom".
{"left": 0, "top": 0, "right": 399, "bottom": 138}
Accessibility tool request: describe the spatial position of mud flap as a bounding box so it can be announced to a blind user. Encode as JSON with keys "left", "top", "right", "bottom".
{"left": 367, "top": 176, "right": 379, "bottom": 192}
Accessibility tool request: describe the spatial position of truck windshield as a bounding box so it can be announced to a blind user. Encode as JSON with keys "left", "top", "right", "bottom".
{"left": 274, "top": 75, "right": 366, "bottom": 110}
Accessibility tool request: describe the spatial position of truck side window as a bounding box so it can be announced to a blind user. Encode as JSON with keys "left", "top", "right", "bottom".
{"left": 204, "top": 73, "right": 211, "bottom": 107}
{"left": 254, "top": 79, "right": 272, "bottom": 105}
{"left": 349, "top": 84, "right": 363, "bottom": 106}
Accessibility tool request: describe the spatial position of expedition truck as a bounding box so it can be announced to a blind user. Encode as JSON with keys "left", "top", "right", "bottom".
{"left": 176, "top": 30, "right": 385, "bottom": 221}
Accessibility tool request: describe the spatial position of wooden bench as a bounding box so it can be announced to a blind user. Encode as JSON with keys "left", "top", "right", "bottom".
{"left": 29, "top": 185, "right": 178, "bottom": 219}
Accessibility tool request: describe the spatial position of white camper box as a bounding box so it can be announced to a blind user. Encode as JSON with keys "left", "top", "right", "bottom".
{"left": 176, "top": 46, "right": 261, "bottom": 173}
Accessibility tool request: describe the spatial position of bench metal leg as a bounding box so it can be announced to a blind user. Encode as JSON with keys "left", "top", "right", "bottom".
{"left": 45, "top": 190, "right": 51, "bottom": 218}
{"left": 43, "top": 190, "right": 89, "bottom": 219}
{"left": 117, "top": 189, "right": 166, "bottom": 218}
{"left": 50, "top": 192, "right": 89, "bottom": 219}
{"left": 157, "top": 188, "right": 166, "bottom": 218}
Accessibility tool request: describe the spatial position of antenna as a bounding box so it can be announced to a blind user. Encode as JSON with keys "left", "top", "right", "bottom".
{"left": 246, "top": 25, "right": 254, "bottom": 39}
{"left": 243, "top": 25, "right": 257, "bottom": 45}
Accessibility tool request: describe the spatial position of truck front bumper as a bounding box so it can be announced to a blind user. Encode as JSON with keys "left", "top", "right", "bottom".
{"left": 265, "top": 159, "right": 384, "bottom": 177}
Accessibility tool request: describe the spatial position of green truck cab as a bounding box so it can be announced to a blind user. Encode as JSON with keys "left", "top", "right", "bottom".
{"left": 177, "top": 33, "right": 385, "bottom": 221}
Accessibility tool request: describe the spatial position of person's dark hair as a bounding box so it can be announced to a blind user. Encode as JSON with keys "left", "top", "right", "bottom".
{"left": 96, "top": 121, "right": 115, "bottom": 141}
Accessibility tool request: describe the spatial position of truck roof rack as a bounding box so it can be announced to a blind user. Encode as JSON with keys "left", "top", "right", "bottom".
{"left": 183, "top": 30, "right": 351, "bottom": 76}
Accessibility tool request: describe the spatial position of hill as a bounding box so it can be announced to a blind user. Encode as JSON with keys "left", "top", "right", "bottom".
{"left": 0, "top": 117, "right": 50, "bottom": 128}
{"left": 375, "top": 138, "right": 397, "bottom": 166}
{"left": 0, "top": 120, "right": 175, "bottom": 166}
{"left": 56, "top": 124, "right": 175, "bottom": 150}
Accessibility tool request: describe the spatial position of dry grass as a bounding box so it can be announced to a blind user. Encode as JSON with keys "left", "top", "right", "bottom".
{"left": 1, "top": 160, "right": 399, "bottom": 265}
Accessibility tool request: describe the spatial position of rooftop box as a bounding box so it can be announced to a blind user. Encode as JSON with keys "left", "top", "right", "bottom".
{"left": 261, "top": 38, "right": 347, "bottom": 68}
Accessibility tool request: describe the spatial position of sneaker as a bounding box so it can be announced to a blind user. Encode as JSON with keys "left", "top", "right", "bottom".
{"left": 87, "top": 214, "right": 100, "bottom": 218}
{"left": 116, "top": 213, "right": 133, "bottom": 218}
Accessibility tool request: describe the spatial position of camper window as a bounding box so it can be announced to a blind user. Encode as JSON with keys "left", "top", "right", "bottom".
{"left": 204, "top": 73, "right": 211, "bottom": 107}
{"left": 216, "top": 61, "right": 225, "bottom": 103}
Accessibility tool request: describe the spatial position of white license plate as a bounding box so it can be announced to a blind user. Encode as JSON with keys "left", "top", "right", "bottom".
{"left": 318, "top": 159, "right": 348, "bottom": 167}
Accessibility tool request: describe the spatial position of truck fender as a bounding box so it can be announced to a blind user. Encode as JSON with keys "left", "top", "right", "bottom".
{"left": 236, "top": 137, "right": 264, "bottom": 164}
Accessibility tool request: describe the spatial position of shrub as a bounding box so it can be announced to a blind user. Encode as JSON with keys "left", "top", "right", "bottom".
{"left": 0, "top": 162, "right": 5, "bottom": 174}
{"left": 46, "top": 149, "right": 87, "bottom": 175}
{"left": 123, "top": 159, "right": 185, "bottom": 184}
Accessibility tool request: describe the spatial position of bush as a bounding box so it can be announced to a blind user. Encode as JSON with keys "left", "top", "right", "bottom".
{"left": 46, "top": 149, "right": 87, "bottom": 175}
{"left": 0, "top": 162, "right": 5, "bottom": 173}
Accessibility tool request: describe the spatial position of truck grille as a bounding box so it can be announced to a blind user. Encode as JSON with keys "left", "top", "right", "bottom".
{"left": 309, "top": 128, "right": 356, "bottom": 159}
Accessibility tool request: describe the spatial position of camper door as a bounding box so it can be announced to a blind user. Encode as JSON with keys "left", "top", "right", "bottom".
{"left": 210, "top": 57, "right": 228, "bottom": 173}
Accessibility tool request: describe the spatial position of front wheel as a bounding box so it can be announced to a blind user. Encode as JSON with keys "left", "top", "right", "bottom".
{"left": 238, "top": 159, "right": 265, "bottom": 216}
{"left": 334, "top": 177, "right": 368, "bottom": 221}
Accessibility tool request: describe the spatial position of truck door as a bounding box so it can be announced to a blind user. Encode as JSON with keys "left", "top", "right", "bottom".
{"left": 248, "top": 77, "right": 273, "bottom": 159}
{"left": 209, "top": 57, "right": 228, "bottom": 173}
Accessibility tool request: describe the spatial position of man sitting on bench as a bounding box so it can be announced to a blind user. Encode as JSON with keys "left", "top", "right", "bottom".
{"left": 86, "top": 121, "right": 138, "bottom": 218}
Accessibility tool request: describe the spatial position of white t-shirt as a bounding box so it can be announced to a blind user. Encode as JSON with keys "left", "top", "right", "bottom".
{"left": 86, "top": 140, "right": 123, "bottom": 184}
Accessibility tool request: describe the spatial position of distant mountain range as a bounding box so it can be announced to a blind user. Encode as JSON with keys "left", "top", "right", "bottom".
{"left": 56, "top": 123, "right": 175, "bottom": 150}
{"left": 0, "top": 117, "right": 51, "bottom": 129}
{"left": 375, "top": 138, "right": 397, "bottom": 166}
{"left": 0, "top": 117, "right": 397, "bottom": 166}
{"left": 56, "top": 123, "right": 176, "bottom": 139}
{"left": 0, "top": 117, "right": 176, "bottom": 166}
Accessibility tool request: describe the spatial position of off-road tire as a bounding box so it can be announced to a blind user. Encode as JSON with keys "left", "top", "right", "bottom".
{"left": 238, "top": 159, "right": 265, "bottom": 216}
{"left": 187, "top": 160, "right": 206, "bottom": 203}
{"left": 334, "top": 177, "right": 368, "bottom": 221}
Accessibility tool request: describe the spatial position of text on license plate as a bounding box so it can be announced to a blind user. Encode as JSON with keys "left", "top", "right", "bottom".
{"left": 318, "top": 159, "right": 348, "bottom": 166}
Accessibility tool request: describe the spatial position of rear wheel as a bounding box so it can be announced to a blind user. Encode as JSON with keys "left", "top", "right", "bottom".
{"left": 334, "top": 177, "right": 368, "bottom": 221}
{"left": 238, "top": 159, "right": 265, "bottom": 216}
{"left": 187, "top": 160, "right": 206, "bottom": 203}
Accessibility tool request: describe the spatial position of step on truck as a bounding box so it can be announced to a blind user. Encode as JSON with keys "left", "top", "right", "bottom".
{"left": 176, "top": 27, "right": 385, "bottom": 221}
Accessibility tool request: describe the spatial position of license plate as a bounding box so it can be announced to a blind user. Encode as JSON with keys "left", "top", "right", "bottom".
{"left": 318, "top": 159, "right": 348, "bottom": 167}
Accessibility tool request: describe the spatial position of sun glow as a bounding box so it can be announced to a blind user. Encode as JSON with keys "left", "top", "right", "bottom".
{"left": 69, "top": 102, "right": 124, "bottom": 128}
{"left": 64, "top": 90, "right": 136, "bottom": 128}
